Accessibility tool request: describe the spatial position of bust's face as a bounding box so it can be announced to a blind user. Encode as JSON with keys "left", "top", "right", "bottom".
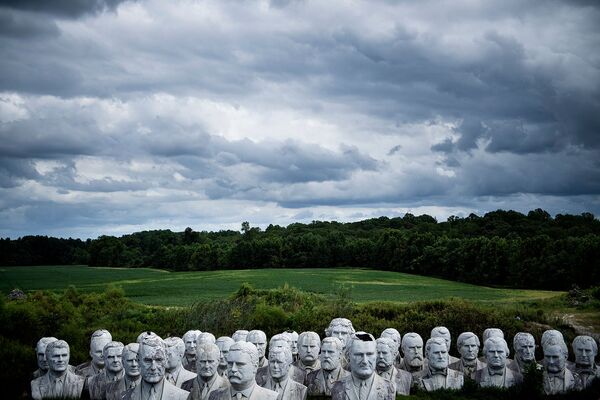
{"left": 320, "top": 342, "right": 341, "bottom": 371}
{"left": 290, "top": 332, "right": 299, "bottom": 355}
{"left": 427, "top": 343, "right": 448, "bottom": 371}
{"left": 485, "top": 343, "right": 507, "bottom": 369}
{"left": 37, "top": 342, "right": 50, "bottom": 371}
{"left": 516, "top": 338, "right": 535, "bottom": 362}
{"left": 197, "top": 351, "right": 218, "bottom": 378}
{"left": 105, "top": 347, "right": 123, "bottom": 373}
{"left": 140, "top": 345, "right": 166, "bottom": 383}
{"left": 299, "top": 336, "right": 320, "bottom": 364}
{"left": 459, "top": 336, "right": 479, "bottom": 362}
{"left": 165, "top": 345, "right": 182, "bottom": 370}
{"left": 269, "top": 351, "right": 291, "bottom": 380}
{"left": 217, "top": 340, "right": 233, "bottom": 368}
{"left": 402, "top": 337, "right": 424, "bottom": 367}
{"left": 350, "top": 340, "right": 376, "bottom": 380}
{"left": 330, "top": 325, "right": 351, "bottom": 348}
{"left": 48, "top": 346, "right": 69, "bottom": 373}
{"left": 574, "top": 341, "right": 596, "bottom": 367}
{"left": 91, "top": 338, "right": 110, "bottom": 367}
{"left": 381, "top": 332, "right": 400, "bottom": 349}
{"left": 544, "top": 345, "right": 566, "bottom": 373}
{"left": 184, "top": 335, "right": 197, "bottom": 356}
{"left": 227, "top": 350, "right": 256, "bottom": 388}
{"left": 376, "top": 343, "right": 395, "bottom": 370}
{"left": 124, "top": 351, "right": 140, "bottom": 378}
{"left": 247, "top": 334, "right": 266, "bottom": 359}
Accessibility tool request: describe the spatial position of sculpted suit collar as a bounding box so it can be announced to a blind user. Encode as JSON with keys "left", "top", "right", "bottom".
{"left": 377, "top": 366, "right": 412, "bottom": 396}
{"left": 448, "top": 359, "right": 486, "bottom": 379}
{"left": 105, "top": 376, "right": 141, "bottom": 400}
{"left": 256, "top": 365, "right": 304, "bottom": 387}
{"left": 169, "top": 365, "right": 197, "bottom": 388}
{"left": 306, "top": 367, "right": 350, "bottom": 396}
{"left": 294, "top": 359, "right": 321, "bottom": 373}
{"left": 207, "top": 383, "right": 279, "bottom": 400}
{"left": 183, "top": 373, "right": 229, "bottom": 400}
{"left": 331, "top": 373, "right": 394, "bottom": 400}
{"left": 121, "top": 379, "right": 190, "bottom": 400}
{"left": 264, "top": 375, "right": 308, "bottom": 400}
{"left": 475, "top": 366, "right": 523, "bottom": 388}
{"left": 507, "top": 358, "right": 541, "bottom": 374}
{"left": 31, "top": 369, "right": 85, "bottom": 400}
{"left": 420, "top": 368, "right": 464, "bottom": 391}
{"left": 543, "top": 368, "right": 579, "bottom": 395}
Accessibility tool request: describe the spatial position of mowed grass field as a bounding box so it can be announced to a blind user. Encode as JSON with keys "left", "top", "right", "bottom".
{"left": 0, "top": 265, "right": 562, "bottom": 307}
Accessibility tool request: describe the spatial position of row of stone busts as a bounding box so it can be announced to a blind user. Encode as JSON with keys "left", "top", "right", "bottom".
{"left": 30, "top": 319, "right": 599, "bottom": 400}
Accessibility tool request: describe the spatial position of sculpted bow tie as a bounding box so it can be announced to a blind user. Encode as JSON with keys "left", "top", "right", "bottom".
{"left": 431, "top": 370, "right": 447, "bottom": 376}
{"left": 489, "top": 369, "right": 504, "bottom": 376}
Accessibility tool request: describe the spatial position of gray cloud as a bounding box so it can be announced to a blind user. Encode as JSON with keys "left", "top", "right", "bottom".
{"left": 0, "top": 0, "right": 132, "bottom": 18}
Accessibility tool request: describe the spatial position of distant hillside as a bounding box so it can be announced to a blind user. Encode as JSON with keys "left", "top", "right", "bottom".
{"left": 1, "top": 209, "right": 599, "bottom": 290}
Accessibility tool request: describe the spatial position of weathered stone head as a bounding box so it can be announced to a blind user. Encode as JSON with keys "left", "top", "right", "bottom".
{"left": 139, "top": 336, "right": 167, "bottom": 384}
{"left": 196, "top": 343, "right": 220, "bottom": 380}
{"left": 348, "top": 332, "right": 376, "bottom": 380}
{"left": 136, "top": 331, "right": 158, "bottom": 344}
{"left": 183, "top": 330, "right": 202, "bottom": 356}
{"left": 430, "top": 326, "right": 452, "bottom": 353}
{"left": 36, "top": 337, "right": 58, "bottom": 372}
{"left": 90, "top": 329, "right": 112, "bottom": 368}
{"left": 375, "top": 337, "right": 397, "bottom": 372}
{"left": 541, "top": 329, "right": 565, "bottom": 348}
{"left": 197, "top": 332, "right": 216, "bottom": 346}
{"left": 401, "top": 333, "right": 424, "bottom": 368}
{"left": 483, "top": 337, "right": 509, "bottom": 370}
{"left": 164, "top": 337, "right": 185, "bottom": 371}
{"left": 572, "top": 335, "right": 598, "bottom": 368}
{"left": 543, "top": 339, "right": 568, "bottom": 374}
{"left": 513, "top": 332, "right": 536, "bottom": 363}
{"left": 425, "top": 337, "right": 449, "bottom": 372}
{"left": 232, "top": 330, "right": 249, "bottom": 342}
{"left": 246, "top": 330, "right": 267, "bottom": 361}
{"left": 46, "top": 340, "right": 70, "bottom": 374}
{"left": 325, "top": 318, "right": 355, "bottom": 349}
{"left": 298, "top": 331, "right": 320, "bottom": 366}
{"left": 270, "top": 333, "right": 293, "bottom": 352}
{"left": 227, "top": 341, "right": 259, "bottom": 391}
{"left": 103, "top": 341, "right": 125, "bottom": 374}
{"left": 123, "top": 343, "right": 141, "bottom": 378}
{"left": 320, "top": 337, "right": 343, "bottom": 371}
{"left": 380, "top": 328, "right": 401, "bottom": 352}
{"left": 288, "top": 331, "right": 299, "bottom": 355}
{"left": 269, "top": 346, "right": 293, "bottom": 381}
{"left": 216, "top": 336, "right": 236, "bottom": 370}
{"left": 457, "top": 332, "right": 480, "bottom": 362}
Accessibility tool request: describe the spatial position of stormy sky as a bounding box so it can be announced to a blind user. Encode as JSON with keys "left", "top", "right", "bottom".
{"left": 1, "top": 0, "right": 599, "bottom": 239}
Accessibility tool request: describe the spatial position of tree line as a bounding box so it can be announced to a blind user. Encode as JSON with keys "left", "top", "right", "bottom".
{"left": 1, "top": 209, "right": 599, "bottom": 290}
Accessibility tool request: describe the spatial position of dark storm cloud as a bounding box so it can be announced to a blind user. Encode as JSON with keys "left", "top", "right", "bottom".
{"left": 0, "top": 0, "right": 132, "bottom": 18}
{"left": 0, "top": 158, "right": 40, "bottom": 188}
{"left": 0, "top": 8, "right": 59, "bottom": 38}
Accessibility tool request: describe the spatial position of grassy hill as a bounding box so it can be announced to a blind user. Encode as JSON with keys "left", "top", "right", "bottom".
{"left": 0, "top": 265, "right": 561, "bottom": 306}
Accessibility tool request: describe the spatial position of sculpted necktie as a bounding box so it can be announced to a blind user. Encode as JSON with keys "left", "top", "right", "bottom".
{"left": 149, "top": 385, "right": 157, "bottom": 400}
{"left": 201, "top": 383, "right": 209, "bottom": 399}
{"left": 359, "top": 381, "right": 367, "bottom": 400}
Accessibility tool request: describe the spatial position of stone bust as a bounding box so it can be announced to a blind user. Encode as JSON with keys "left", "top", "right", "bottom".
{"left": 75, "top": 329, "right": 112, "bottom": 378}
{"left": 475, "top": 337, "right": 522, "bottom": 388}
{"left": 88, "top": 341, "right": 124, "bottom": 400}
{"left": 419, "top": 337, "right": 463, "bottom": 391}
{"left": 398, "top": 332, "right": 425, "bottom": 376}
{"left": 331, "top": 332, "right": 394, "bottom": 400}
{"left": 295, "top": 331, "right": 321, "bottom": 373}
{"left": 183, "top": 330, "right": 203, "bottom": 372}
{"left": 263, "top": 346, "right": 307, "bottom": 400}
{"left": 305, "top": 337, "right": 349, "bottom": 396}
{"left": 449, "top": 332, "right": 482, "bottom": 379}
{"left": 31, "top": 339, "right": 85, "bottom": 400}
{"left": 430, "top": 326, "right": 459, "bottom": 364}
{"left": 216, "top": 336, "right": 236, "bottom": 376}
{"left": 543, "top": 339, "right": 579, "bottom": 395}
{"left": 105, "top": 343, "right": 141, "bottom": 400}
{"left": 482, "top": 328, "right": 504, "bottom": 342}
{"left": 164, "top": 336, "right": 197, "bottom": 388}
{"left": 375, "top": 337, "right": 412, "bottom": 395}
{"left": 232, "top": 330, "right": 249, "bottom": 342}
{"left": 182, "top": 343, "right": 229, "bottom": 400}
{"left": 197, "top": 332, "right": 217, "bottom": 345}
{"left": 541, "top": 329, "right": 564, "bottom": 348}
{"left": 571, "top": 335, "right": 599, "bottom": 388}
{"left": 325, "top": 318, "right": 355, "bottom": 349}
{"left": 287, "top": 331, "right": 299, "bottom": 361}
{"left": 380, "top": 328, "right": 401, "bottom": 368}
{"left": 247, "top": 330, "right": 268, "bottom": 368}
{"left": 509, "top": 332, "right": 539, "bottom": 373}
{"left": 33, "top": 337, "right": 58, "bottom": 379}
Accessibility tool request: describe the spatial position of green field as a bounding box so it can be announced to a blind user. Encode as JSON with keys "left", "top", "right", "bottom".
{"left": 0, "top": 265, "right": 563, "bottom": 306}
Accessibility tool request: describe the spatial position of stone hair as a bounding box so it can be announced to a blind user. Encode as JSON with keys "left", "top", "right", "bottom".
{"left": 197, "top": 343, "right": 220, "bottom": 359}
{"left": 376, "top": 337, "right": 398, "bottom": 355}
{"left": 483, "top": 337, "right": 509, "bottom": 357}
{"left": 401, "top": 333, "right": 423, "bottom": 350}
{"left": 197, "top": 332, "right": 216, "bottom": 345}
{"left": 298, "top": 331, "right": 320, "bottom": 345}
{"left": 269, "top": 344, "right": 293, "bottom": 364}
{"left": 183, "top": 330, "right": 202, "bottom": 342}
{"left": 325, "top": 318, "right": 355, "bottom": 336}
{"left": 483, "top": 328, "right": 504, "bottom": 342}
{"left": 141, "top": 335, "right": 166, "bottom": 353}
{"left": 457, "top": 332, "right": 480, "bottom": 348}
{"left": 424, "top": 337, "right": 447, "bottom": 357}
{"left": 246, "top": 330, "right": 267, "bottom": 343}
{"left": 541, "top": 330, "right": 564, "bottom": 347}
{"left": 381, "top": 328, "right": 401, "bottom": 344}
{"left": 543, "top": 339, "right": 568, "bottom": 358}
{"left": 122, "top": 343, "right": 140, "bottom": 358}
{"left": 513, "top": 332, "right": 535, "bottom": 351}
{"left": 103, "top": 341, "right": 125, "bottom": 357}
{"left": 430, "top": 326, "right": 450, "bottom": 338}
{"left": 164, "top": 337, "right": 185, "bottom": 354}
{"left": 36, "top": 337, "right": 58, "bottom": 350}
{"left": 572, "top": 335, "right": 598, "bottom": 354}
{"left": 321, "top": 337, "right": 343, "bottom": 352}
{"left": 229, "top": 341, "right": 259, "bottom": 366}
{"left": 216, "top": 336, "right": 235, "bottom": 346}
{"left": 91, "top": 329, "right": 112, "bottom": 342}
{"left": 46, "top": 340, "right": 69, "bottom": 358}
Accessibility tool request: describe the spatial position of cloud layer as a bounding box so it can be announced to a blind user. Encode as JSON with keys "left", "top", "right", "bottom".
{"left": 1, "top": 0, "right": 599, "bottom": 238}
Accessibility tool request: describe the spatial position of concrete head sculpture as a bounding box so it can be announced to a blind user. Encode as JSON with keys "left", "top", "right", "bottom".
{"left": 103, "top": 341, "right": 125, "bottom": 374}
{"left": 572, "top": 336, "right": 598, "bottom": 368}
{"left": 541, "top": 329, "right": 565, "bottom": 348}
{"left": 183, "top": 330, "right": 202, "bottom": 356}
{"left": 543, "top": 339, "right": 568, "bottom": 374}
{"left": 425, "top": 337, "right": 449, "bottom": 372}
{"left": 216, "top": 336, "right": 236, "bottom": 371}
{"left": 139, "top": 336, "right": 167, "bottom": 384}
{"left": 375, "top": 337, "right": 397, "bottom": 372}
{"left": 348, "top": 332, "right": 377, "bottom": 380}
{"left": 401, "top": 332, "right": 424, "bottom": 369}
{"left": 164, "top": 337, "right": 185, "bottom": 371}
{"left": 90, "top": 329, "right": 112, "bottom": 368}
{"left": 123, "top": 343, "right": 141, "bottom": 378}
{"left": 196, "top": 343, "right": 220, "bottom": 380}
{"left": 298, "top": 331, "right": 320, "bottom": 366}
{"left": 197, "top": 332, "right": 216, "bottom": 346}
{"left": 270, "top": 333, "right": 293, "bottom": 352}
{"left": 380, "top": 328, "right": 401, "bottom": 352}
{"left": 483, "top": 337, "right": 509, "bottom": 370}
{"left": 46, "top": 340, "right": 70, "bottom": 375}
{"left": 246, "top": 330, "right": 267, "bottom": 362}
{"left": 457, "top": 332, "right": 480, "bottom": 363}
{"left": 430, "top": 327, "right": 452, "bottom": 353}
{"left": 36, "top": 337, "right": 58, "bottom": 373}
{"left": 320, "top": 337, "right": 344, "bottom": 371}
{"left": 286, "top": 330, "right": 299, "bottom": 356}
{"left": 227, "top": 341, "right": 259, "bottom": 390}
{"left": 137, "top": 331, "right": 158, "bottom": 344}
{"left": 325, "top": 318, "right": 355, "bottom": 349}
{"left": 482, "top": 328, "right": 504, "bottom": 343}
{"left": 232, "top": 330, "right": 249, "bottom": 342}
{"left": 513, "top": 332, "right": 536, "bottom": 364}
{"left": 269, "top": 346, "right": 293, "bottom": 381}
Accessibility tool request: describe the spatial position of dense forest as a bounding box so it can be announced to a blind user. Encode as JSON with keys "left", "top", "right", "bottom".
{"left": 1, "top": 209, "right": 599, "bottom": 290}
